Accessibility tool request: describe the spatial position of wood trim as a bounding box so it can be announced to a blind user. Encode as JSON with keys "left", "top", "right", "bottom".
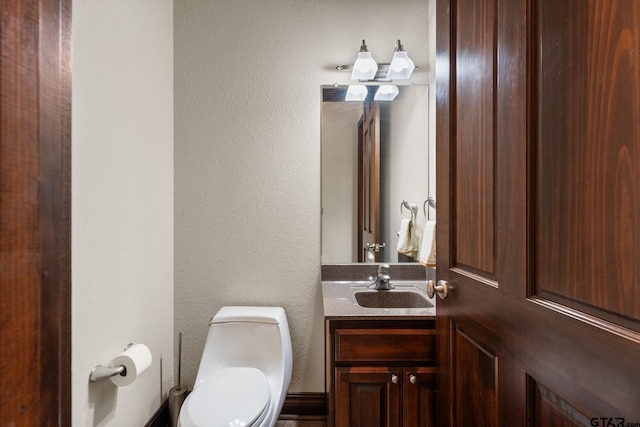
{"left": 279, "top": 393, "right": 328, "bottom": 421}
{"left": 145, "top": 398, "right": 170, "bottom": 427}
{"left": 39, "top": 0, "right": 73, "bottom": 423}
{"left": 0, "top": 0, "right": 72, "bottom": 424}
{"left": 435, "top": 0, "right": 453, "bottom": 425}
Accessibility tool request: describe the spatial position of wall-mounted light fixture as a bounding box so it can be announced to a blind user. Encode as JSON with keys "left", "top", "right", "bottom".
{"left": 386, "top": 40, "right": 415, "bottom": 79}
{"left": 336, "top": 39, "right": 416, "bottom": 83}
{"left": 350, "top": 40, "right": 378, "bottom": 80}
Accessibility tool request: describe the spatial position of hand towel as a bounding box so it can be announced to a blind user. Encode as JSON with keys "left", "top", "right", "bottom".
{"left": 419, "top": 221, "right": 436, "bottom": 267}
{"left": 397, "top": 218, "right": 418, "bottom": 259}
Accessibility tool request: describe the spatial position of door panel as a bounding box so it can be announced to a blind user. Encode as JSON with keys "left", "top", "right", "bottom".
{"left": 454, "top": 0, "right": 496, "bottom": 277}
{"left": 452, "top": 325, "right": 497, "bottom": 427}
{"left": 335, "top": 367, "right": 400, "bottom": 427}
{"left": 534, "top": 0, "right": 640, "bottom": 330}
{"left": 437, "top": 0, "right": 640, "bottom": 424}
{"left": 530, "top": 381, "right": 592, "bottom": 427}
{"left": 403, "top": 368, "right": 436, "bottom": 427}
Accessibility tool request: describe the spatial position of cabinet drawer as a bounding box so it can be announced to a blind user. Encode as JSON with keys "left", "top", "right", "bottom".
{"left": 335, "top": 328, "right": 435, "bottom": 363}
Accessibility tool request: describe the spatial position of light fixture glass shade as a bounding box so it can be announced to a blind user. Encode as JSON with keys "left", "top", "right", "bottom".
{"left": 351, "top": 40, "right": 378, "bottom": 80}
{"left": 374, "top": 85, "right": 399, "bottom": 101}
{"left": 351, "top": 52, "right": 378, "bottom": 80}
{"left": 345, "top": 85, "right": 368, "bottom": 101}
{"left": 386, "top": 40, "right": 415, "bottom": 79}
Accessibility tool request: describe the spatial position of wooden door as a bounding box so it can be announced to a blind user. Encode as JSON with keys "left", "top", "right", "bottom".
{"left": 335, "top": 367, "right": 401, "bottom": 427}
{"left": 358, "top": 102, "right": 381, "bottom": 261}
{"left": 436, "top": 0, "right": 640, "bottom": 425}
{"left": 0, "top": 0, "right": 72, "bottom": 424}
{"left": 403, "top": 368, "right": 436, "bottom": 427}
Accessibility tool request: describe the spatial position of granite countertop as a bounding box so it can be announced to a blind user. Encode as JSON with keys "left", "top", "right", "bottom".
{"left": 321, "top": 264, "right": 437, "bottom": 319}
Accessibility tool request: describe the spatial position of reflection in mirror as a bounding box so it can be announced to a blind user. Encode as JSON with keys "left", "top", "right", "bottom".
{"left": 321, "top": 85, "right": 431, "bottom": 264}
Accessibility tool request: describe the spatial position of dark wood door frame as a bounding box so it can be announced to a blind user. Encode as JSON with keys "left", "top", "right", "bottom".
{"left": 357, "top": 102, "right": 381, "bottom": 262}
{"left": 0, "top": 0, "right": 72, "bottom": 425}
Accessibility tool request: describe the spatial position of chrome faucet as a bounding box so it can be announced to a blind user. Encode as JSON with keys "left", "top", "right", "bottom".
{"left": 369, "top": 264, "right": 394, "bottom": 290}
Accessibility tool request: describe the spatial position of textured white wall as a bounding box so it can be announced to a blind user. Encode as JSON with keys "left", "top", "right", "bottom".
{"left": 175, "top": 0, "right": 433, "bottom": 392}
{"left": 72, "top": 1, "right": 174, "bottom": 425}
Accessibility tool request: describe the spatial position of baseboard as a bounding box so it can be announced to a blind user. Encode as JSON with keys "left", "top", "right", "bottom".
{"left": 145, "top": 397, "right": 169, "bottom": 427}
{"left": 145, "top": 392, "right": 328, "bottom": 425}
{"left": 279, "top": 392, "right": 327, "bottom": 421}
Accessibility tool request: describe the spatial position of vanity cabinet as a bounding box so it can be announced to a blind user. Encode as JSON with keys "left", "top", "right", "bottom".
{"left": 326, "top": 319, "right": 436, "bottom": 427}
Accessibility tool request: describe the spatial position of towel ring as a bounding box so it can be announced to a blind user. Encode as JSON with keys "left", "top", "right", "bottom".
{"left": 401, "top": 201, "right": 418, "bottom": 220}
{"left": 401, "top": 201, "right": 410, "bottom": 219}
{"left": 424, "top": 197, "right": 436, "bottom": 221}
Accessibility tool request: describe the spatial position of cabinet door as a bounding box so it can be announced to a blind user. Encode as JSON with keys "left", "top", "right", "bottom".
{"left": 335, "top": 366, "right": 401, "bottom": 427}
{"left": 402, "top": 368, "right": 436, "bottom": 427}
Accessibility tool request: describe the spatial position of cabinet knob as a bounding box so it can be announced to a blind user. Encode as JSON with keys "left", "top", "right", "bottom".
{"left": 391, "top": 374, "right": 399, "bottom": 384}
{"left": 409, "top": 374, "right": 417, "bottom": 384}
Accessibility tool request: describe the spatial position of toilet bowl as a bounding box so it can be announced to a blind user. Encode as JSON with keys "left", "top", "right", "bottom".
{"left": 179, "top": 306, "right": 293, "bottom": 427}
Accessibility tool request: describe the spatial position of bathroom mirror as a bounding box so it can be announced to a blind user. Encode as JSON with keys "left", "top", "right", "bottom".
{"left": 321, "top": 85, "right": 431, "bottom": 264}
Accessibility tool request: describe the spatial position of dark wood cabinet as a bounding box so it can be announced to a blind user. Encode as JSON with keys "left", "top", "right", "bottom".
{"left": 402, "top": 368, "right": 436, "bottom": 427}
{"left": 335, "top": 367, "right": 401, "bottom": 427}
{"left": 326, "top": 319, "right": 436, "bottom": 427}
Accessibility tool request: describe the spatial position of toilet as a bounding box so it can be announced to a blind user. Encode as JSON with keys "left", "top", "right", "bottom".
{"left": 178, "top": 306, "right": 293, "bottom": 427}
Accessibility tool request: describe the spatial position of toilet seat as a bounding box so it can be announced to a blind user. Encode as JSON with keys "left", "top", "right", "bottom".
{"left": 180, "top": 367, "right": 271, "bottom": 427}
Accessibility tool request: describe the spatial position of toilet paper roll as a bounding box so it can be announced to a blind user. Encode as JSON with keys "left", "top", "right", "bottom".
{"left": 109, "top": 343, "right": 152, "bottom": 386}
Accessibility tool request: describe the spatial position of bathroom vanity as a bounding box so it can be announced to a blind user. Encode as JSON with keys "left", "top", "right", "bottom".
{"left": 322, "top": 265, "right": 436, "bottom": 427}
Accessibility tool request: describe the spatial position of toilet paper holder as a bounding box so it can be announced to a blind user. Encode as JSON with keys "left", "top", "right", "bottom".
{"left": 89, "top": 343, "right": 133, "bottom": 382}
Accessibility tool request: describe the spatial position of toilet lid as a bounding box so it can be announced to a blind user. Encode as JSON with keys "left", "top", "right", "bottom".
{"left": 180, "top": 367, "right": 270, "bottom": 427}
